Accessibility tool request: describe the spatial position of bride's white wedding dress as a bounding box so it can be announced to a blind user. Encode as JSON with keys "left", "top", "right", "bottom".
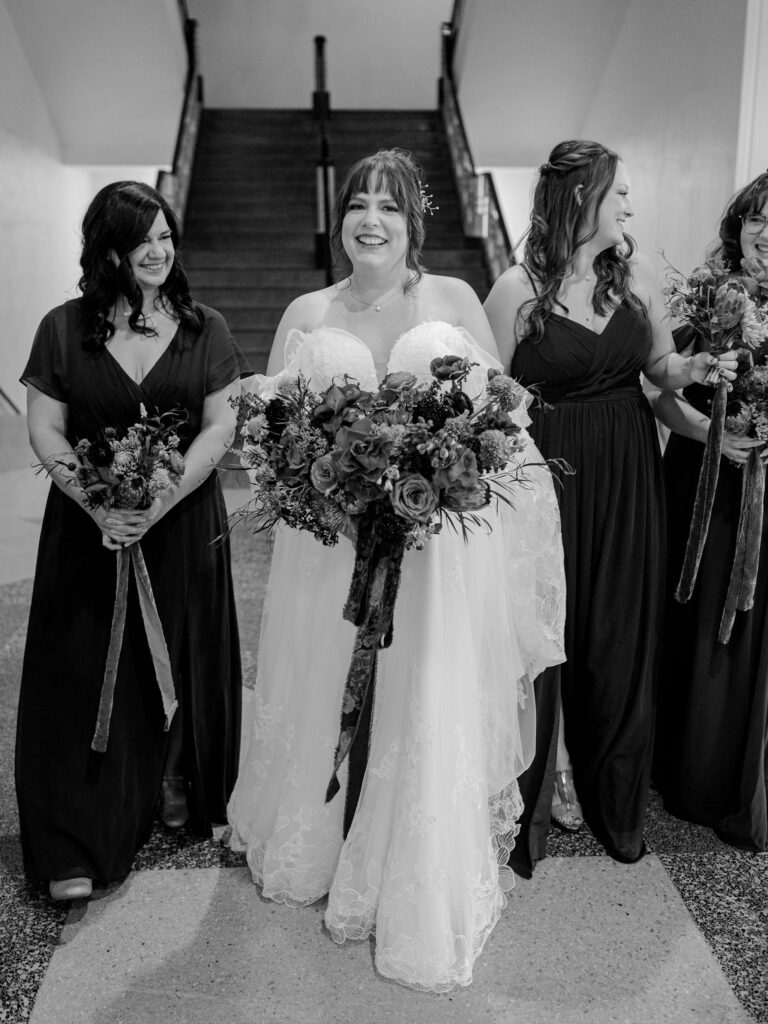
{"left": 228, "top": 321, "right": 565, "bottom": 991}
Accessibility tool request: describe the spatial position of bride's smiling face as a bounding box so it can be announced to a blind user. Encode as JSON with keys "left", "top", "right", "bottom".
{"left": 341, "top": 188, "right": 409, "bottom": 273}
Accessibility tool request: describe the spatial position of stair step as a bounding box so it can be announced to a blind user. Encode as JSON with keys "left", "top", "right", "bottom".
{"left": 185, "top": 248, "right": 483, "bottom": 269}
{"left": 183, "top": 108, "right": 492, "bottom": 350}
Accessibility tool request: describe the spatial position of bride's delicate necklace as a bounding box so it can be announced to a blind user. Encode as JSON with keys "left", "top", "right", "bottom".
{"left": 347, "top": 280, "right": 404, "bottom": 313}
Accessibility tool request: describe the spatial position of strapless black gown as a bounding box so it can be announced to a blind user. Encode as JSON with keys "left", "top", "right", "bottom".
{"left": 509, "top": 303, "right": 665, "bottom": 866}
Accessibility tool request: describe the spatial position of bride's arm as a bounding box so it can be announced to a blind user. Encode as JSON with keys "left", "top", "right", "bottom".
{"left": 265, "top": 291, "right": 327, "bottom": 376}
{"left": 436, "top": 276, "right": 500, "bottom": 358}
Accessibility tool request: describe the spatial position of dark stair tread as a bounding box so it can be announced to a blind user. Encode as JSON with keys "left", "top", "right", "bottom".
{"left": 183, "top": 107, "right": 494, "bottom": 354}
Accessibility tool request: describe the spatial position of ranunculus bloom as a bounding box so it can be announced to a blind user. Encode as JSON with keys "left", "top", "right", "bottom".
{"left": 335, "top": 420, "right": 393, "bottom": 481}
{"left": 432, "top": 449, "right": 479, "bottom": 490}
{"left": 310, "top": 453, "right": 340, "bottom": 494}
{"left": 88, "top": 440, "right": 115, "bottom": 467}
{"left": 391, "top": 473, "right": 440, "bottom": 523}
{"left": 430, "top": 355, "right": 471, "bottom": 381}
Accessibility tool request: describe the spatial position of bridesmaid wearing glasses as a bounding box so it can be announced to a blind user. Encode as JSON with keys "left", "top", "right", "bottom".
{"left": 649, "top": 171, "right": 768, "bottom": 853}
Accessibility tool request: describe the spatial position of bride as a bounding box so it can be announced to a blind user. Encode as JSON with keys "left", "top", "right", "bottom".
{"left": 228, "top": 148, "right": 566, "bottom": 991}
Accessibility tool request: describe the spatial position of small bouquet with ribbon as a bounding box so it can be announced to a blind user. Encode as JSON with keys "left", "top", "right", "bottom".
{"left": 663, "top": 256, "right": 768, "bottom": 640}
{"left": 60, "top": 404, "right": 187, "bottom": 750}
{"left": 231, "top": 357, "right": 534, "bottom": 830}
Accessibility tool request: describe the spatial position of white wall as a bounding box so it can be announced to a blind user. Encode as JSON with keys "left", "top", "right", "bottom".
{"left": 188, "top": 0, "right": 452, "bottom": 108}
{"left": 736, "top": 0, "right": 768, "bottom": 187}
{"left": 0, "top": 0, "right": 171, "bottom": 416}
{"left": 4, "top": 0, "right": 186, "bottom": 164}
{"left": 581, "top": 0, "right": 746, "bottom": 276}
{"left": 0, "top": 0, "right": 91, "bottom": 414}
{"left": 457, "top": 0, "right": 746, "bottom": 281}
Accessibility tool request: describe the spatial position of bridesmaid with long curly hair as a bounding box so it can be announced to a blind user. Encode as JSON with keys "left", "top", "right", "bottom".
{"left": 485, "top": 139, "right": 737, "bottom": 869}
{"left": 16, "top": 181, "right": 248, "bottom": 901}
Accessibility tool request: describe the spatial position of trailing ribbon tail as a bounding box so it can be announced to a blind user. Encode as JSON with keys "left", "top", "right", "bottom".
{"left": 324, "top": 512, "right": 405, "bottom": 833}
{"left": 675, "top": 377, "right": 728, "bottom": 604}
{"left": 718, "top": 448, "right": 765, "bottom": 643}
{"left": 91, "top": 543, "right": 177, "bottom": 753}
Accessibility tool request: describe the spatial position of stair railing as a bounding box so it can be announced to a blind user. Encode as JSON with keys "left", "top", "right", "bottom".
{"left": 156, "top": 10, "right": 204, "bottom": 234}
{"left": 313, "top": 35, "right": 336, "bottom": 285}
{"left": 439, "top": 5, "right": 514, "bottom": 281}
{"left": 0, "top": 385, "right": 22, "bottom": 416}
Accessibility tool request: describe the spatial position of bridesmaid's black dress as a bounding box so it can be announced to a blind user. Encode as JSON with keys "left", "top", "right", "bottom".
{"left": 16, "top": 299, "right": 247, "bottom": 886}
{"left": 509, "top": 302, "right": 665, "bottom": 868}
{"left": 654, "top": 331, "right": 768, "bottom": 852}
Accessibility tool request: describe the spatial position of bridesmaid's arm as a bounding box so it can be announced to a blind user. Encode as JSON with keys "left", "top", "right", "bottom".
{"left": 648, "top": 386, "right": 764, "bottom": 464}
{"left": 484, "top": 266, "right": 533, "bottom": 371}
{"left": 139, "top": 379, "right": 240, "bottom": 531}
{"left": 26, "top": 385, "right": 138, "bottom": 549}
{"left": 634, "top": 255, "right": 738, "bottom": 389}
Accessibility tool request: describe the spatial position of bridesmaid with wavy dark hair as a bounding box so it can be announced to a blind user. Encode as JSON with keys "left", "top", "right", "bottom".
{"left": 485, "top": 139, "right": 737, "bottom": 869}
{"left": 650, "top": 171, "right": 768, "bottom": 851}
{"left": 16, "top": 181, "right": 248, "bottom": 900}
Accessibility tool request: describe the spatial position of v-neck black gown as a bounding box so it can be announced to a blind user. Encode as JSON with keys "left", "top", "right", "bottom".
{"left": 509, "top": 303, "right": 665, "bottom": 866}
{"left": 16, "top": 298, "right": 247, "bottom": 886}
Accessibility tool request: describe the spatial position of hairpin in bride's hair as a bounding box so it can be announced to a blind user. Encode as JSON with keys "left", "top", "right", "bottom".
{"left": 419, "top": 181, "right": 439, "bottom": 216}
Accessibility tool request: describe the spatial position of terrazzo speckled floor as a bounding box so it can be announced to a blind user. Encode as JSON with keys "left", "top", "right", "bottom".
{"left": 0, "top": 483, "right": 766, "bottom": 1023}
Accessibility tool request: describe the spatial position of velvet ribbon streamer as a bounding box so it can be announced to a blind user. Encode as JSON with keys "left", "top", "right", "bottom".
{"left": 325, "top": 513, "right": 405, "bottom": 832}
{"left": 91, "top": 543, "right": 178, "bottom": 753}
{"left": 718, "top": 447, "right": 765, "bottom": 643}
{"left": 675, "top": 377, "right": 728, "bottom": 604}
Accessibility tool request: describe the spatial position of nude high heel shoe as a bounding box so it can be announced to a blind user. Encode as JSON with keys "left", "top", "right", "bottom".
{"left": 551, "top": 768, "right": 584, "bottom": 833}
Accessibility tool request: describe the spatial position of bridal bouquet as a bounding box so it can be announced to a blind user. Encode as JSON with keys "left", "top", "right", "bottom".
{"left": 56, "top": 403, "right": 188, "bottom": 752}
{"left": 231, "top": 358, "right": 533, "bottom": 823}
{"left": 663, "top": 256, "right": 768, "bottom": 641}
{"left": 231, "top": 356, "right": 530, "bottom": 549}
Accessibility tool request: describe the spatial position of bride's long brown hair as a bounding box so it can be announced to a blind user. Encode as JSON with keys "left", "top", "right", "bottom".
{"left": 520, "top": 139, "right": 643, "bottom": 344}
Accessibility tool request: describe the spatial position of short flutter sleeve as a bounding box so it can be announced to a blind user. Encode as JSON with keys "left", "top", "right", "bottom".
{"left": 203, "top": 307, "right": 252, "bottom": 395}
{"left": 21, "top": 307, "right": 69, "bottom": 403}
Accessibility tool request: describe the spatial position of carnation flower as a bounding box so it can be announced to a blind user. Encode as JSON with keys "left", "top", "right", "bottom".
{"left": 148, "top": 467, "right": 172, "bottom": 497}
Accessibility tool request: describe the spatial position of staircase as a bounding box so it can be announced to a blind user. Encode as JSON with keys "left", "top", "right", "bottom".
{"left": 183, "top": 109, "right": 490, "bottom": 375}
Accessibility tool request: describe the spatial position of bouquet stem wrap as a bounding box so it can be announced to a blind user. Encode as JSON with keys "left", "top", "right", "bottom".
{"left": 718, "top": 447, "right": 765, "bottom": 643}
{"left": 91, "top": 543, "right": 178, "bottom": 753}
{"left": 675, "top": 377, "right": 728, "bottom": 603}
{"left": 325, "top": 512, "right": 406, "bottom": 837}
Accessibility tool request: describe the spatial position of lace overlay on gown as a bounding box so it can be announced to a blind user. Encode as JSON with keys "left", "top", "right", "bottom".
{"left": 228, "top": 321, "right": 565, "bottom": 991}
